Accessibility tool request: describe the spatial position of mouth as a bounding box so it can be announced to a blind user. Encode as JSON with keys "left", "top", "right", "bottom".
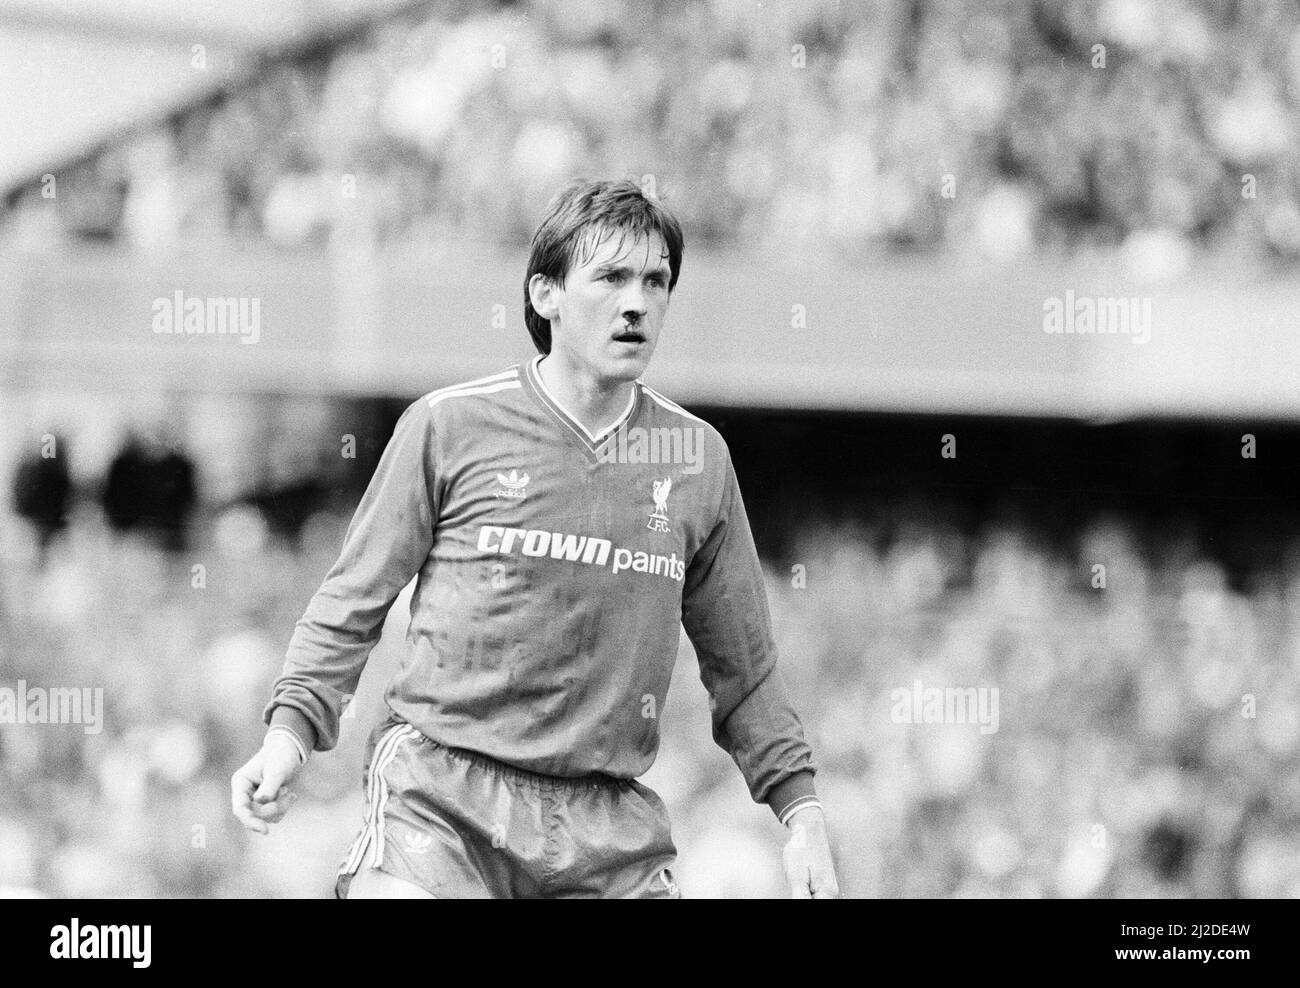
{"left": 612, "top": 327, "right": 647, "bottom": 345}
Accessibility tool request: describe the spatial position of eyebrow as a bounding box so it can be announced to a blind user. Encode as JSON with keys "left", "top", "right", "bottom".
{"left": 594, "top": 261, "right": 671, "bottom": 278}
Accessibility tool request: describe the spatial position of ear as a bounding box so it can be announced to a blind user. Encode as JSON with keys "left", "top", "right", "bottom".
{"left": 528, "top": 272, "right": 561, "bottom": 322}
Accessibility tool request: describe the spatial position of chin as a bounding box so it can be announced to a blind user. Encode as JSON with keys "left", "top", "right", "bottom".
{"left": 616, "top": 354, "right": 654, "bottom": 380}
{"left": 595, "top": 351, "right": 652, "bottom": 383}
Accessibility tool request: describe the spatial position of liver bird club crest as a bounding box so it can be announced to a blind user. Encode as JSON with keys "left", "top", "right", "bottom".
{"left": 647, "top": 477, "right": 672, "bottom": 533}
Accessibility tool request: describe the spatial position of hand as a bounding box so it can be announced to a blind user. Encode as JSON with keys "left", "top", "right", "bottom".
{"left": 230, "top": 733, "right": 303, "bottom": 835}
{"left": 782, "top": 806, "right": 839, "bottom": 899}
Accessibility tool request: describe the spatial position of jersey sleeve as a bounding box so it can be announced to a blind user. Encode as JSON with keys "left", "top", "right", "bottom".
{"left": 262, "top": 398, "right": 438, "bottom": 752}
{"left": 681, "top": 447, "right": 817, "bottom": 818}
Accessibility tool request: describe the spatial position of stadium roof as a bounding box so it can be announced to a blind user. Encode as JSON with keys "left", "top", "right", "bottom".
{"left": 0, "top": 0, "right": 423, "bottom": 194}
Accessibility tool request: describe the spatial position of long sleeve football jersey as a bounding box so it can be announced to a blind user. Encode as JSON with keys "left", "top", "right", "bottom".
{"left": 264, "top": 356, "right": 816, "bottom": 816}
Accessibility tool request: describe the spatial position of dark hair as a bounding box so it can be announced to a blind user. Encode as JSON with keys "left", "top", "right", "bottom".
{"left": 524, "top": 179, "right": 685, "bottom": 354}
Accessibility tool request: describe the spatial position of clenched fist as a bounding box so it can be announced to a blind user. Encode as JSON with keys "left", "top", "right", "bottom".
{"left": 230, "top": 731, "right": 304, "bottom": 835}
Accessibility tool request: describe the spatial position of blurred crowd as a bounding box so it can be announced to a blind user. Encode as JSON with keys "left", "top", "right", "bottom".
{"left": 2, "top": 456, "right": 1299, "bottom": 898}
{"left": 6, "top": 0, "right": 1300, "bottom": 268}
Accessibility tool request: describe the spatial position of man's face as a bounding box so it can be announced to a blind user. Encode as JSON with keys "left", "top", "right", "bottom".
{"left": 543, "top": 226, "right": 673, "bottom": 384}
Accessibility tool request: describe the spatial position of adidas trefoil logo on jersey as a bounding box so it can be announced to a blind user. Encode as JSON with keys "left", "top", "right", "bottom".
{"left": 403, "top": 831, "right": 434, "bottom": 855}
{"left": 494, "top": 469, "right": 530, "bottom": 499}
{"left": 647, "top": 477, "right": 672, "bottom": 533}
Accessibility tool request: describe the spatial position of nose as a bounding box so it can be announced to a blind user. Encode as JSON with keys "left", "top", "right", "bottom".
{"left": 621, "top": 284, "right": 648, "bottom": 323}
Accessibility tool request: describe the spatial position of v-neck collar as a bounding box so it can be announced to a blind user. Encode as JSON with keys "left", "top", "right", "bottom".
{"left": 524, "top": 354, "right": 640, "bottom": 455}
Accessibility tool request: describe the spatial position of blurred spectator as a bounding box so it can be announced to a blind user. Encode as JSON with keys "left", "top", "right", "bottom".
{"left": 237, "top": 477, "right": 330, "bottom": 549}
{"left": 102, "top": 435, "right": 198, "bottom": 552}
{"left": 10, "top": 435, "right": 71, "bottom": 564}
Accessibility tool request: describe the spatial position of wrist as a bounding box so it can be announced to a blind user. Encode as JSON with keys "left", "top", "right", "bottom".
{"left": 784, "top": 802, "right": 826, "bottom": 830}
{"left": 268, "top": 705, "right": 318, "bottom": 752}
{"left": 264, "top": 724, "right": 308, "bottom": 765}
{"left": 768, "top": 771, "right": 818, "bottom": 825}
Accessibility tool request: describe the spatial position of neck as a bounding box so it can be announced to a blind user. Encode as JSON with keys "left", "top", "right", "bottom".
{"left": 536, "top": 351, "right": 634, "bottom": 437}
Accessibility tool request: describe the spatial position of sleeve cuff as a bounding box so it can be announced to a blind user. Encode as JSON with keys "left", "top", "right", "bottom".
{"left": 766, "top": 771, "right": 818, "bottom": 824}
{"left": 267, "top": 705, "right": 319, "bottom": 753}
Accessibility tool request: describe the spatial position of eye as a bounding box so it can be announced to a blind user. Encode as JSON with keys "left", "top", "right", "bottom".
{"left": 602, "top": 271, "right": 623, "bottom": 283}
{"left": 647, "top": 274, "right": 667, "bottom": 288}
